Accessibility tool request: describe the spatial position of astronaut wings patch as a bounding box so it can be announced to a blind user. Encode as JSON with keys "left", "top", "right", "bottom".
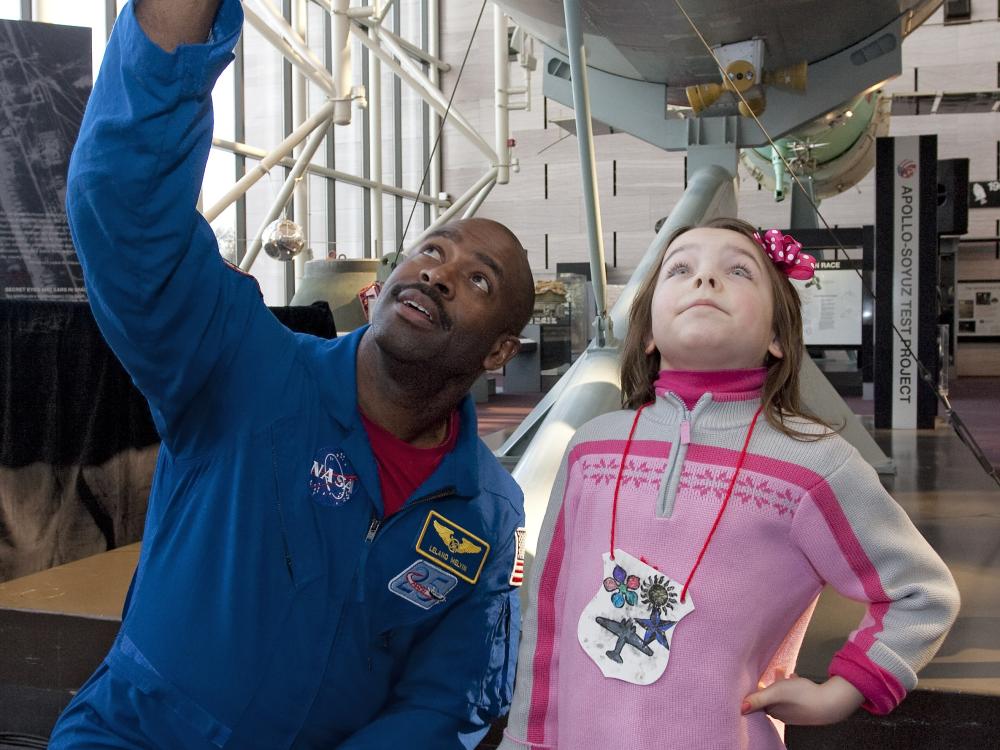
{"left": 416, "top": 511, "right": 490, "bottom": 584}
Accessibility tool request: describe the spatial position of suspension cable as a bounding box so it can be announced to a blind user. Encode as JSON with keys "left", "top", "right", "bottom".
{"left": 674, "top": 0, "right": 1000, "bottom": 488}
{"left": 378, "top": 0, "right": 490, "bottom": 269}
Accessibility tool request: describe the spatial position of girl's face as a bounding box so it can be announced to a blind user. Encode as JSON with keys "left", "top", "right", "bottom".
{"left": 648, "top": 227, "right": 783, "bottom": 371}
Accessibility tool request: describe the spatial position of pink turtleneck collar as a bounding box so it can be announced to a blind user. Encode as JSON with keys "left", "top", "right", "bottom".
{"left": 653, "top": 367, "right": 767, "bottom": 410}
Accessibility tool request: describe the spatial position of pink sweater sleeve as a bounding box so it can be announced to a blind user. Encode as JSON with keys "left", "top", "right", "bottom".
{"left": 789, "top": 450, "right": 960, "bottom": 714}
{"left": 499, "top": 443, "right": 583, "bottom": 750}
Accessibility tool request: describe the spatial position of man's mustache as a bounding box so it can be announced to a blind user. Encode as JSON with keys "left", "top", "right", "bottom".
{"left": 391, "top": 282, "right": 453, "bottom": 330}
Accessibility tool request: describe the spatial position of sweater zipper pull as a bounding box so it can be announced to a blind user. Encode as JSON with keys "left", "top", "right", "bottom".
{"left": 680, "top": 419, "right": 691, "bottom": 446}
{"left": 365, "top": 517, "right": 380, "bottom": 543}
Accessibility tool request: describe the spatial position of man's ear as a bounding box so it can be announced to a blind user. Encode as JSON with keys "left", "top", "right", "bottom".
{"left": 483, "top": 333, "right": 522, "bottom": 371}
{"left": 768, "top": 334, "right": 783, "bottom": 360}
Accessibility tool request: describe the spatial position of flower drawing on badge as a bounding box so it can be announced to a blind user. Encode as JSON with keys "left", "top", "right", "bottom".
{"left": 640, "top": 574, "right": 678, "bottom": 616}
{"left": 603, "top": 564, "right": 641, "bottom": 608}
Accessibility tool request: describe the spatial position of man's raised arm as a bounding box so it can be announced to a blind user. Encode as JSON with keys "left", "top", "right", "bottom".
{"left": 68, "top": 0, "right": 292, "bottom": 454}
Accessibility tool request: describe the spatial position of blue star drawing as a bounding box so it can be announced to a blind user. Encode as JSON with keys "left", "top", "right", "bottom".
{"left": 634, "top": 608, "right": 676, "bottom": 648}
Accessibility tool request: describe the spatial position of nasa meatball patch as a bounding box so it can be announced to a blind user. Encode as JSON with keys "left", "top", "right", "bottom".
{"left": 308, "top": 447, "right": 358, "bottom": 507}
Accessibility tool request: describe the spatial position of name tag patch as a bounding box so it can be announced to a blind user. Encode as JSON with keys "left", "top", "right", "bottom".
{"left": 388, "top": 560, "right": 458, "bottom": 610}
{"left": 415, "top": 511, "right": 490, "bottom": 585}
{"left": 308, "top": 448, "right": 358, "bottom": 507}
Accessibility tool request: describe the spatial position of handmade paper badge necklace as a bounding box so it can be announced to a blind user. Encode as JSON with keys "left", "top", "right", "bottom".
{"left": 577, "top": 402, "right": 763, "bottom": 685}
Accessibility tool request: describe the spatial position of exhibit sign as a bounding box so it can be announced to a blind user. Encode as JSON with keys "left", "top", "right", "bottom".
{"left": 969, "top": 181, "right": 1000, "bottom": 209}
{"left": 0, "top": 20, "right": 91, "bottom": 300}
{"left": 956, "top": 281, "right": 1000, "bottom": 337}
{"left": 800, "top": 259, "right": 863, "bottom": 347}
{"left": 874, "top": 135, "right": 939, "bottom": 429}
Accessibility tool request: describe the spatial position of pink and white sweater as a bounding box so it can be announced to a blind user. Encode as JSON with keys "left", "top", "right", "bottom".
{"left": 500, "top": 373, "right": 959, "bottom": 750}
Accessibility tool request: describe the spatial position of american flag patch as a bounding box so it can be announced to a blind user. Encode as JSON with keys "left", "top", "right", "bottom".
{"left": 509, "top": 527, "right": 526, "bottom": 587}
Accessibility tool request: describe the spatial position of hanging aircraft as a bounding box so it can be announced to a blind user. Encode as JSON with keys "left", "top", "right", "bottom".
{"left": 200, "top": 0, "right": 952, "bottom": 563}
{"left": 490, "top": 0, "right": 947, "bottom": 557}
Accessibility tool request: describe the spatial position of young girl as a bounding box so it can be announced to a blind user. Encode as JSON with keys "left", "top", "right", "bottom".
{"left": 499, "top": 218, "right": 960, "bottom": 749}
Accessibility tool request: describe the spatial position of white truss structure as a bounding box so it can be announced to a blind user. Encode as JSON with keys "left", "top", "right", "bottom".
{"left": 205, "top": 0, "right": 521, "bottom": 284}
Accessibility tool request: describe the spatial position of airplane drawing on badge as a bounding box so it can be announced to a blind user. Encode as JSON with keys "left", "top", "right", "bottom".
{"left": 595, "top": 616, "right": 655, "bottom": 664}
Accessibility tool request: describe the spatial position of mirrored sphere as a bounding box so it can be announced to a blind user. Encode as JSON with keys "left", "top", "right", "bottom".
{"left": 263, "top": 218, "right": 305, "bottom": 261}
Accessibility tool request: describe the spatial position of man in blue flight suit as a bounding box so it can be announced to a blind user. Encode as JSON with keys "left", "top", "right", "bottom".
{"left": 48, "top": 0, "right": 535, "bottom": 748}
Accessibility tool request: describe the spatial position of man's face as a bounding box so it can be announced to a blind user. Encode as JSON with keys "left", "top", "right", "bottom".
{"left": 368, "top": 219, "right": 529, "bottom": 377}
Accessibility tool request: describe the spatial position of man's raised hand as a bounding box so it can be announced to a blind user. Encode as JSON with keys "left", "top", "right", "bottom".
{"left": 135, "top": 0, "right": 222, "bottom": 52}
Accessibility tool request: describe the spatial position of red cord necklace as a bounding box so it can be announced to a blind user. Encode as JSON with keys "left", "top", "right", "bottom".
{"left": 610, "top": 401, "right": 764, "bottom": 602}
{"left": 576, "top": 399, "right": 765, "bottom": 685}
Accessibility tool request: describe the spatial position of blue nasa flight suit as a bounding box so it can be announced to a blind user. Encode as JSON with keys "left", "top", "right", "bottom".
{"left": 48, "top": 2, "right": 523, "bottom": 748}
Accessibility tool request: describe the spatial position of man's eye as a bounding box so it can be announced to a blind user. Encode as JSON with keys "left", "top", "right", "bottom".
{"left": 421, "top": 245, "right": 442, "bottom": 260}
{"left": 471, "top": 273, "right": 490, "bottom": 292}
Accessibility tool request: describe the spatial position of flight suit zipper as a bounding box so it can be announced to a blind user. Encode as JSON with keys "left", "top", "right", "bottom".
{"left": 355, "top": 487, "right": 456, "bottom": 602}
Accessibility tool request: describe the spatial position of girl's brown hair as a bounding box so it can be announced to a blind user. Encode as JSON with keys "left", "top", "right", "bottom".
{"left": 620, "top": 216, "right": 835, "bottom": 440}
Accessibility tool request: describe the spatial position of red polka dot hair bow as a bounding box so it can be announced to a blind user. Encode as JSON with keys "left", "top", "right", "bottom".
{"left": 752, "top": 229, "right": 816, "bottom": 281}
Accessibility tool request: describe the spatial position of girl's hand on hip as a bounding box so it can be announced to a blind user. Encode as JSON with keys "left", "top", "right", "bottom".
{"left": 741, "top": 671, "right": 864, "bottom": 726}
